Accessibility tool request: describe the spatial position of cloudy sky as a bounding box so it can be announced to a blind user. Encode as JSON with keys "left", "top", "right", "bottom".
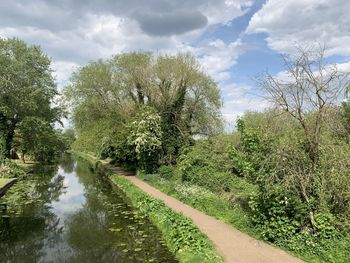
{"left": 1, "top": 0, "right": 349, "bottom": 128}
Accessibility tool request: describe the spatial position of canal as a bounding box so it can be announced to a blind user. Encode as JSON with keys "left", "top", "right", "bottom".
{"left": 0, "top": 154, "right": 178, "bottom": 263}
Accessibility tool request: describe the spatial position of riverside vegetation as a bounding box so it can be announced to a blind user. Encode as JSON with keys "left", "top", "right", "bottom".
{"left": 76, "top": 152, "right": 222, "bottom": 262}
{"left": 0, "top": 38, "right": 74, "bottom": 199}
{"left": 0, "top": 37, "right": 221, "bottom": 263}
{"left": 66, "top": 46, "right": 350, "bottom": 263}
{"left": 1, "top": 36, "right": 350, "bottom": 262}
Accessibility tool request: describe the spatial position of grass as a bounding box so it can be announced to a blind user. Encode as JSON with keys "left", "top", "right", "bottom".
{"left": 138, "top": 172, "right": 260, "bottom": 238}
{"left": 12, "top": 159, "right": 39, "bottom": 171}
{"left": 73, "top": 151, "right": 223, "bottom": 263}
{"left": 137, "top": 172, "right": 350, "bottom": 263}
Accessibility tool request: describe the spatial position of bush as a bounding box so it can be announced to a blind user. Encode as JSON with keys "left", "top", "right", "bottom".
{"left": 0, "top": 159, "right": 26, "bottom": 179}
{"left": 248, "top": 185, "right": 307, "bottom": 243}
{"left": 158, "top": 165, "right": 174, "bottom": 179}
{"left": 177, "top": 135, "right": 236, "bottom": 193}
{"left": 127, "top": 107, "right": 162, "bottom": 173}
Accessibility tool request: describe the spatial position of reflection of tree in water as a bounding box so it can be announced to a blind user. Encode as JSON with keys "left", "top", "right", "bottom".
{"left": 0, "top": 164, "right": 66, "bottom": 262}
{"left": 0, "top": 157, "right": 177, "bottom": 263}
{"left": 59, "top": 153, "right": 75, "bottom": 173}
{"left": 65, "top": 159, "right": 119, "bottom": 262}
{"left": 64, "top": 159, "right": 177, "bottom": 263}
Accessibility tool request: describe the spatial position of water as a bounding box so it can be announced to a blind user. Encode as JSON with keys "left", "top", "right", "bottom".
{"left": 0, "top": 154, "right": 178, "bottom": 263}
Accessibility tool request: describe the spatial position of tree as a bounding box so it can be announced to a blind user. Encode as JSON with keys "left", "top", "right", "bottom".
{"left": 256, "top": 46, "right": 350, "bottom": 164}
{"left": 150, "top": 53, "right": 222, "bottom": 163}
{"left": 0, "top": 38, "right": 62, "bottom": 158}
{"left": 17, "top": 117, "right": 66, "bottom": 163}
{"left": 65, "top": 52, "right": 222, "bottom": 165}
{"left": 255, "top": 45, "right": 350, "bottom": 230}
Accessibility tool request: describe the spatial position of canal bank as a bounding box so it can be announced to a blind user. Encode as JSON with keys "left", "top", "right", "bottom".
{"left": 74, "top": 152, "right": 223, "bottom": 263}
{"left": 76, "top": 152, "right": 305, "bottom": 263}
{"left": 0, "top": 178, "right": 17, "bottom": 197}
{"left": 0, "top": 154, "right": 178, "bottom": 263}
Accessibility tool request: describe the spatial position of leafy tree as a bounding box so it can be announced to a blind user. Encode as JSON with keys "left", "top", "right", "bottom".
{"left": 65, "top": 52, "right": 222, "bottom": 166}
{"left": 0, "top": 38, "right": 62, "bottom": 158}
{"left": 17, "top": 117, "right": 66, "bottom": 163}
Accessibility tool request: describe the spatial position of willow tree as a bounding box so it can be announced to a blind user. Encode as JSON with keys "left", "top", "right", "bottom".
{"left": 65, "top": 52, "right": 222, "bottom": 165}
{"left": 150, "top": 53, "right": 222, "bottom": 163}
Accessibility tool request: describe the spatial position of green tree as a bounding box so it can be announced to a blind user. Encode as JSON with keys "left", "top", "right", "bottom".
{"left": 0, "top": 38, "right": 62, "bottom": 157}
{"left": 17, "top": 117, "right": 66, "bottom": 163}
{"left": 65, "top": 52, "right": 222, "bottom": 165}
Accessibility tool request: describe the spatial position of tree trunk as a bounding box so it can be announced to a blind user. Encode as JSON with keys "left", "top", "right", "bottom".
{"left": 0, "top": 113, "right": 16, "bottom": 158}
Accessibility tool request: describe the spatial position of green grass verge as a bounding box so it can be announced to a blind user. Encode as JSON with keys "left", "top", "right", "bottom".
{"left": 138, "top": 172, "right": 260, "bottom": 238}
{"left": 137, "top": 173, "right": 350, "bottom": 263}
{"left": 73, "top": 151, "right": 223, "bottom": 263}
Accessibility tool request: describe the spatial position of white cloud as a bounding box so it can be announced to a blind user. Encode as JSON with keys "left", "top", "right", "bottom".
{"left": 0, "top": 0, "right": 254, "bottom": 87}
{"left": 196, "top": 39, "right": 245, "bottom": 82}
{"left": 52, "top": 61, "right": 80, "bottom": 90}
{"left": 202, "top": 0, "right": 253, "bottom": 25}
{"left": 246, "top": 0, "right": 350, "bottom": 57}
{"left": 221, "top": 83, "right": 268, "bottom": 129}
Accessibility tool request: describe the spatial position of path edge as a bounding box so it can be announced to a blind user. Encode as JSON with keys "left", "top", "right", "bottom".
{"left": 72, "top": 151, "right": 224, "bottom": 263}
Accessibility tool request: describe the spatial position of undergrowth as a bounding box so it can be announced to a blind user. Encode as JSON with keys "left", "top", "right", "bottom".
{"left": 138, "top": 172, "right": 350, "bottom": 263}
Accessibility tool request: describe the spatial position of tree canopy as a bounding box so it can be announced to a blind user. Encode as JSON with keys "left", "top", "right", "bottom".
{"left": 0, "top": 38, "right": 64, "bottom": 161}
{"left": 65, "top": 52, "right": 223, "bottom": 169}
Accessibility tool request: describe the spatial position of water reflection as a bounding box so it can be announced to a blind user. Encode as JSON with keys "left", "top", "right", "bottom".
{"left": 0, "top": 154, "right": 177, "bottom": 263}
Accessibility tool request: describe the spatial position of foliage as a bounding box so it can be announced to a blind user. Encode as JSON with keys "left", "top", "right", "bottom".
{"left": 157, "top": 165, "right": 175, "bottom": 179}
{"left": 127, "top": 107, "right": 162, "bottom": 172}
{"left": 228, "top": 118, "right": 269, "bottom": 182}
{"left": 16, "top": 117, "right": 67, "bottom": 163}
{"left": 64, "top": 52, "right": 223, "bottom": 167}
{"left": 227, "top": 111, "right": 350, "bottom": 262}
{"left": 0, "top": 159, "right": 26, "bottom": 179}
{"left": 178, "top": 135, "right": 236, "bottom": 193}
{"left": 0, "top": 38, "right": 63, "bottom": 159}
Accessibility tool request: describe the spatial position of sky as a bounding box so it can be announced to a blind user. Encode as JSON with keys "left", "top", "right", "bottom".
{"left": 1, "top": 0, "right": 350, "bottom": 129}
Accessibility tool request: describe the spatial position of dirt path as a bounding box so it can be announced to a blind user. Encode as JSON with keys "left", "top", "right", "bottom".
{"left": 103, "top": 163, "right": 304, "bottom": 263}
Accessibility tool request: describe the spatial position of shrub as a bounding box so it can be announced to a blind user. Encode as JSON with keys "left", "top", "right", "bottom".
{"left": 177, "top": 135, "right": 236, "bottom": 193}
{"left": 127, "top": 107, "right": 162, "bottom": 173}
{"left": 158, "top": 165, "right": 174, "bottom": 179}
{"left": 0, "top": 159, "right": 26, "bottom": 179}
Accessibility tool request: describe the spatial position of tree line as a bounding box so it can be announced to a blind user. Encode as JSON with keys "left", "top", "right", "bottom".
{"left": 0, "top": 38, "right": 73, "bottom": 163}
{"left": 1, "top": 37, "right": 350, "bottom": 261}
{"left": 64, "top": 52, "right": 222, "bottom": 171}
